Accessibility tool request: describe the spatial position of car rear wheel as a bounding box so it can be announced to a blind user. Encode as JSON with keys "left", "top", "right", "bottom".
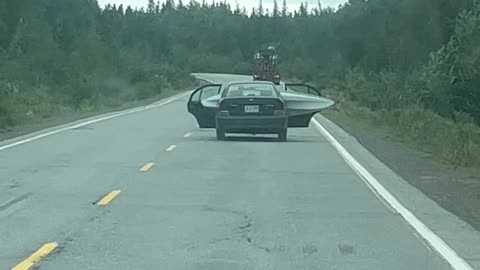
{"left": 216, "top": 126, "right": 225, "bottom": 141}
{"left": 278, "top": 128, "right": 287, "bottom": 142}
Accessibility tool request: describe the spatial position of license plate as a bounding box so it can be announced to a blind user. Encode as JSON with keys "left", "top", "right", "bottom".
{"left": 244, "top": 105, "right": 259, "bottom": 113}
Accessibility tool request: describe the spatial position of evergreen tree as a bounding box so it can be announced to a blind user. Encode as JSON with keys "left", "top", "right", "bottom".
{"left": 178, "top": 0, "right": 185, "bottom": 9}
{"left": 1, "top": 0, "right": 479, "bottom": 127}
{"left": 147, "top": 0, "right": 156, "bottom": 13}
{"left": 282, "top": 0, "right": 288, "bottom": 16}
{"left": 258, "top": 0, "right": 264, "bottom": 16}
{"left": 273, "top": 0, "right": 279, "bottom": 17}
{"left": 234, "top": 1, "right": 241, "bottom": 15}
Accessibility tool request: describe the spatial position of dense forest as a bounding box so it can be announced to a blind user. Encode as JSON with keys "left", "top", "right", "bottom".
{"left": 1, "top": 0, "right": 479, "bottom": 131}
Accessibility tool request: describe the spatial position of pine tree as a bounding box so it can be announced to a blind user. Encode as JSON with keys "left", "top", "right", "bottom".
{"left": 299, "top": 2, "right": 308, "bottom": 16}
{"left": 147, "top": 0, "right": 156, "bottom": 14}
{"left": 313, "top": 0, "right": 321, "bottom": 15}
{"left": 273, "top": 0, "right": 279, "bottom": 17}
{"left": 118, "top": 4, "right": 124, "bottom": 15}
{"left": 125, "top": 6, "right": 133, "bottom": 16}
{"left": 188, "top": 0, "right": 200, "bottom": 9}
{"left": 234, "top": 1, "right": 241, "bottom": 14}
{"left": 162, "top": 0, "right": 174, "bottom": 13}
{"left": 258, "top": 0, "right": 264, "bottom": 16}
{"left": 282, "top": 0, "right": 288, "bottom": 16}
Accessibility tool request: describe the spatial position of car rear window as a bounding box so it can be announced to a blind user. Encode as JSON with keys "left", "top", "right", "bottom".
{"left": 225, "top": 84, "right": 276, "bottom": 97}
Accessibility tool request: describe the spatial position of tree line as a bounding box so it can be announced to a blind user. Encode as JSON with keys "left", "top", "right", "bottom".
{"left": 1, "top": 0, "right": 479, "bottom": 129}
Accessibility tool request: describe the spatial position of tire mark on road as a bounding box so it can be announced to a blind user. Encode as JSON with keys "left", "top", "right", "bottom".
{"left": 0, "top": 193, "right": 32, "bottom": 212}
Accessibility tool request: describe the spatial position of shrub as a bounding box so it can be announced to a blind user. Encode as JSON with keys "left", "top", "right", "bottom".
{"left": 0, "top": 102, "right": 13, "bottom": 129}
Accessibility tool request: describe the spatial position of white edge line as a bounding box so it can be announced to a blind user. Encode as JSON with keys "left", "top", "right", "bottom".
{"left": 0, "top": 91, "right": 191, "bottom": 152}
{"left": 312, "top": 117, "right": 473, "bottom": 270}
{"left": 192, "top": 75, "right": 471, "bottom": 268}
{"left": 185, "top": 76, "right": 471, "bottom": 269}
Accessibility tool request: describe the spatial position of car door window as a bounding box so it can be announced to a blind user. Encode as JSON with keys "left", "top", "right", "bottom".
{"left": 286, "top": 85, "right": 307, "bottom": 94}
{"left": 285, "top": 84, "right": 321, "bottom": 96}
{"left": 191, "top": 89, "right": 201, "bottom": 102}
{"left": 200, "top": 86, "right": 221, "bottom": 100}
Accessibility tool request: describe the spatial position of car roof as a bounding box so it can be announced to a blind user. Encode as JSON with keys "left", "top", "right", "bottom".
{"left": 219, "top": 81, "right": 281, "bottom": 97}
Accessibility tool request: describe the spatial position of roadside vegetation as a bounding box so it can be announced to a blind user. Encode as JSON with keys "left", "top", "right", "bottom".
{"left": 323, "top": 2, "right": 480, "bottom": 168}
{"left": 0, "top": 0, "right": 191, "bottom": 132}
{"left": 1, "top": 0, "right": 480, "bottom": 169}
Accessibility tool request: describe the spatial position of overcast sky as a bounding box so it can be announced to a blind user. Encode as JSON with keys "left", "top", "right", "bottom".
{"left": 97, "top": 0, "right": 348, "bottom": 11}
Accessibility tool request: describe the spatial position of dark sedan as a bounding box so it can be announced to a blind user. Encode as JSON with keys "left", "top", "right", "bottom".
{"left": 215, "top": 82, "right": 288, "bottom": 141}
{"left": 187, "top": 81, "right": 334, "bottom": 142}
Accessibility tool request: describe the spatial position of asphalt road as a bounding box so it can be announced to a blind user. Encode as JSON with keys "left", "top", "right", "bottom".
{"left": 0, "top": 73, "right": 477, "bottom": 270}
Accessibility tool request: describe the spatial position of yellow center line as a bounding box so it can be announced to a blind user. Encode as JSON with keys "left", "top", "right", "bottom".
{"left": 11, "top": 242, "right": 58, "bottom": 270}
{"left": 139, "top": 162, "right": 154, "bottom": 172}
{"left": 165, "top": 145, "right": 177, "bottom": 152}
{"left": 97, "top": 190, "right": 121, "bottom": 206}
{"left": 184, "top": 132, "right": 192, "bottom": 138}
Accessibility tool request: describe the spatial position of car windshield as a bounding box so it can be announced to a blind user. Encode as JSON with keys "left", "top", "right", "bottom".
{"left": 225, "top": 84, "right": 276, "bottom": 97}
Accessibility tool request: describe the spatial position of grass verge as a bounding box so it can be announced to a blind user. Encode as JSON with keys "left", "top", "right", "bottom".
{"left": 323, "top": 90, "right": 480, "bottom": 169}
{"left": 0, "top": 85, "right": 194, "bottom": 143}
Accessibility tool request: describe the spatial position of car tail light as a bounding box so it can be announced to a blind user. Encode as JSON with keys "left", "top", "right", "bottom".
{"left": 274, "top": 102, "right": 285, "bottom": 115}
{"left": 218, "top": 102, "right": 229, "bottom": 113}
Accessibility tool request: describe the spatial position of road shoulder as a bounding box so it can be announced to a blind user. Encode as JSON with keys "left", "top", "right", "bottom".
{"left": 0, "top": 88, "right": 191, "bottom": 145}
{"left": 0, "top": 89, "right": 191, "bottom": 149}
{"left": 315, "top": 113, "right": 480, "bottom": 269}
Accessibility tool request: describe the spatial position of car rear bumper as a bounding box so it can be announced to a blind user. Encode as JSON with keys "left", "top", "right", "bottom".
{"left": 216, "top": 114, "right": 287, "bottom": 134}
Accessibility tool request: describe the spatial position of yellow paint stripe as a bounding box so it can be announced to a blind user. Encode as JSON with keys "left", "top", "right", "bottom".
{"left": 184, "top": 132, "right": 192, "bottom": 138}
{"left": 11, "top": 242, "right": 58, "bottom": 270}
{"left": 165, "top": 145, "right": 177, "bottom": 152}
{"left": 139, "top": 162, "right": 154, "bottom": 172}
{"left": 97, "top": 190, "right": 121, "bottom": 206}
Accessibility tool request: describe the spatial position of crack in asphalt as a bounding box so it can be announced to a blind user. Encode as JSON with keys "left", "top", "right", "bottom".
{"left": 239, "top": 234, "right": 272, "bottom": 253}
{"left": 238, "top": 217, "right": 252, "bottom": 230}
{"left": 201, "top": 206, "right": 272, "bottom": 253}
{"left": 6, "top": 178, "right": 20, "bottom": 190}
{"left": 0, "top": 192, "right": 32, "bottom": 211}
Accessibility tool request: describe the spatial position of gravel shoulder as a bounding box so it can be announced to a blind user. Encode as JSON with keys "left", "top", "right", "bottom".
{"left": 323, "top": 110, "right": 480, "bottom": 232}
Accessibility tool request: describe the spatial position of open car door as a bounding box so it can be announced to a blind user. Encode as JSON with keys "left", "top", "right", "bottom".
{"left": 284, "top": 83, "right": 322, "bottom": 96}
{"left": 283, "top": 84, "right": 324, "bottom": 128}
{"left": 287, "top": 113, "right": 317, "bottom": 128}
{"left": 187, "top": 84, "right": 222, "bottom": 128}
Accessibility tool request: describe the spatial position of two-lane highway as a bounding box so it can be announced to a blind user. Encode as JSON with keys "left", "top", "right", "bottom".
{"left": 0, "top": 74, "right": 476, "bottom": 269}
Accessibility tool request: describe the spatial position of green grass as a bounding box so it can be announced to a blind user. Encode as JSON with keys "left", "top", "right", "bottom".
{"left": 0, "top": 83, "right": 193, "bottom": 142}
{"left": 323, "top": 90, "right": 480, "bottom": 169}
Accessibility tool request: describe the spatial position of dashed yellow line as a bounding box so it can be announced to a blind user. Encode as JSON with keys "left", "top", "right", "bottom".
{"left": 97, "top": 190, "right": 121, "bottom": 206}
{"left": 184, "top": 132, "right": 192, "bottom": 138}
{"left": 11, "top": 242, "right": 58, "bottom": 270}
{"left": 165, "top": 145, "right": 177, "bottom": 152}
{"left": 139, "top": 162, "right": 154, "bottom": 172}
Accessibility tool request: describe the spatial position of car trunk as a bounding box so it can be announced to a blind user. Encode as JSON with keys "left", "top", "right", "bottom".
{"left": 219, "top": 97, "right": 284, "bottom": 116}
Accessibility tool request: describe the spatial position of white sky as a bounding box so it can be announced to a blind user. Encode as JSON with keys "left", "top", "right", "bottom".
{"left": 97, "top": 0, "right": 347, "bottom": 11}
